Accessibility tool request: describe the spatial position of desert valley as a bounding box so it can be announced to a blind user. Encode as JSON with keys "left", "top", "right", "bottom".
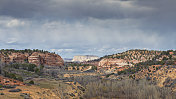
{"left": 0, "top": 49, "right": 175, "bottom": 99}
{"left": 0, "top": 0, "right": 176, "bottom": 99}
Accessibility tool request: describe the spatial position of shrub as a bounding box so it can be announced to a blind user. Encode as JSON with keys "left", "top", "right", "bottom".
{"left": 0, "top": 85, "right": 3, "bottom": 88}
{"left": 9, "top": 89, "right": 22, "bottom": 92}
{"left": 27, "top": 64, "right": 36, "bottom": 72}
{"left": 17, "top": 76, "right": 23, "bottom": 82}
{"left": 29, "top": 80, "right": 34, "bottom": 84}
{"left": 83, "top": 79, "right": 175, "bottom": 99}
{"left": 4, "top": 71, "right": 17, "bottom": 79}
{"left": 106, "top": 73, "right": 114, "bottom": 78}
{"left": 91, "top": 66, "right": 97, "bottom": 70}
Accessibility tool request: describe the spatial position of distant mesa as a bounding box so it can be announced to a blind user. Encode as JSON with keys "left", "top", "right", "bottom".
{"left": 72, "top": 55, "right": 99, "bottom": 62}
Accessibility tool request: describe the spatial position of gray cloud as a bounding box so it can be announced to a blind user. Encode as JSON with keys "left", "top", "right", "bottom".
{"left": 0, "top": 0, "right": 152, "bottom": 20}
{"left": 0, "top": 0, "right": 175, "bottom": 58}
{"left": 134, "top": 0, "right": 176, "bottom": 32}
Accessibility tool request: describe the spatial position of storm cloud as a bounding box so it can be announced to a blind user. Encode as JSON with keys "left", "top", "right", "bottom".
{"left": 0, "top": 0, "right": 151, "bottom": 19}
{"left": 0, "top": 0, "right": 175, "bottom": 58}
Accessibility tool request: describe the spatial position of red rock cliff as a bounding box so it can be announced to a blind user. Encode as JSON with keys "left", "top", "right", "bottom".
{"left": 0, "top": 51, "right": 64, "bottom": 66}
{"left": 28, "top": 52, "right": 64, "bottom": 66}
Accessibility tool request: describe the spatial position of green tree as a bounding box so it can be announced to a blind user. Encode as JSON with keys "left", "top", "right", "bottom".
{"left": 17, "top": 76, "right": 23, "bottom": 82}
{"left": 29, "top": 80, "right": 34, "bottom": 84}
{"left": 28, "top": 64, "right": 36, "bottom": 72}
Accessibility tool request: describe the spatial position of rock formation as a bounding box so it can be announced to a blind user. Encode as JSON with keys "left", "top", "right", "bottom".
{"left": 99, "top": 58, "right": 131, "bottom": 67}
{"left": 0, "top": 50, "right": 64, "bottom": 67}
{"left": 72, "top": 55, "right": 99, "bottom": 62}
{"left": 97, "top": 58, "right": 131, "bottom": 73}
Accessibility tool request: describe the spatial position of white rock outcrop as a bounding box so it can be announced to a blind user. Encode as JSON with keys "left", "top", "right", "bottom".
{"left": 72, "top": 55, "right": 99, "bottom": 62}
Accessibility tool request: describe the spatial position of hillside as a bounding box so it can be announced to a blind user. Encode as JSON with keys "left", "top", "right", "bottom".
{"left": 98, "top": 49, "right": 176, "bottom": 73}
{"left": 129, "top": 65, "right": 175, "bottom": 89}
{"left": 0, "top": 77, "right": 85, "bottom": 99}
{"left": 103, "top": 49, "right": 162, "bottom": 61}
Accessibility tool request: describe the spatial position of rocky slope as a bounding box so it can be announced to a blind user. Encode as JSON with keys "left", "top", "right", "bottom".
{"left": 0, "top": 85, "right": 61, "bottom": 99}
{"left": 0, "top": 76, "right": 85, "bottom": 99}
{"left": 98, "top": 49, "right": 176, "bottom": 72}
{"left": 0, "top": 49, "right": 64, "bottom": 66}
{"left": 99, "top": 50, "right": 162, "bottom": 66}
{"left": 133, "top": 65, "right": 176, "bottom": 91}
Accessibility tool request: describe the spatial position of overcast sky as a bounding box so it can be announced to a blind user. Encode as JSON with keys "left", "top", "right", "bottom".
{"left": 0, "top": 0, "right": 175, "bottom": 58}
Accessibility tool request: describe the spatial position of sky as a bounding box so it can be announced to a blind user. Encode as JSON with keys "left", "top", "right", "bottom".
{"left": 0, "top": 0, "right": 175, "bottom": 58}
